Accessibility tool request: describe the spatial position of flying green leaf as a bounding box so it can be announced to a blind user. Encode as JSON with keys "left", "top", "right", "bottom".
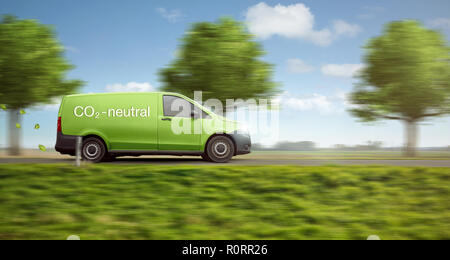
{"left": 34, "top": 124, "right": 40, "bottom": 130}
{"left": 20, "top": 109, "right": 26, "bottom": 115}
{"left": 38, "top": 145, "right": 47, "bottom": 152}
{"left": 0, "top": 104, "right": 6, "bottom": 111}
{"left": 15, "top": 123, "right": 21, "bottom": 129}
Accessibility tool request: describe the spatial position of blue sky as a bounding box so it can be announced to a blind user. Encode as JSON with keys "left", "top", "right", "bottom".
{"left": 1, "top": 0, "right": 449, "bottom": 148}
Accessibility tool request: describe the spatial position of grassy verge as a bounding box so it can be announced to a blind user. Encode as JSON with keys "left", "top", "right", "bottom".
{"left": 0, "top": 164, "right": 449, "bottom": 240}
{"left": 249, "top": 150, "right": 450, "bottom": 160}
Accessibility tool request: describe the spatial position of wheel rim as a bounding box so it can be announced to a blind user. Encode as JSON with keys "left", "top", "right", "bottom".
{"left": 83, "top": 142, "right": 101, "bottom": 160}
{"left": 213, "top": 141, "right": 229, "bottom": 157}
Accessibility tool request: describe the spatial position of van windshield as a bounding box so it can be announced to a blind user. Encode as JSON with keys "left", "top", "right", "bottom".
{"left": 189, "top": 99, "right": 214, "bottom": 115}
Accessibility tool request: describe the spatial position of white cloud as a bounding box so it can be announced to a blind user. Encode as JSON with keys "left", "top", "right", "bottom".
{"left": 321, "top": 64, "right": 365, "bottom": 78}
{"left": 277, "top": 92, "right": 333, "bottom": 113}
{"left": 276, "top": 90, "right": 355, "bottom": 114}
{"left": 333, "top": 20, "right": 362, "bottom": 37}
{"left": 428, "top": 18, "right": 450, "bottom": 30}
{"left": 245, "top": 3, "right": 332, "bottom": 45}
{"left": 156, "top": 7, "right": 183, "bottom": 23}
{"left": 105, "top": 82, "right": 154, "bottom": 93}
{"left": 286, "top": 59, "right": 315, "bottom": 74}
{"left": 245, "top": 2, "right": 361, "bottom": 46}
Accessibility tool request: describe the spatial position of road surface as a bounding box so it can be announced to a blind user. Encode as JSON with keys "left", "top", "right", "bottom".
{"left": 1, "top": 157, "right": 450, "bottom": 167}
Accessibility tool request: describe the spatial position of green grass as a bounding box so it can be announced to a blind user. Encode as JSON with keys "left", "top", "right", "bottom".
{"left": 250, "top": 150, "right": 450, "bottom": 160}
{"left": 0, "top": 164, "right": 449, "bottom": 240}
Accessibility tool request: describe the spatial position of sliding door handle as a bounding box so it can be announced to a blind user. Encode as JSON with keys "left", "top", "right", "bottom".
{"left": 161, "top": 118, "right": 172, "bottom": 121}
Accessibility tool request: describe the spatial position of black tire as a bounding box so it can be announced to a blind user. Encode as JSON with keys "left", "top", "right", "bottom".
{"left": 201, "top": 153, "right": 211, "bottom": 162}
{"left": 206, "top": 136, "right": 235, "bottom": 163}
{"left": 103, "top": 154, "right": 116, "bottom": 162}
{"left": 82, "top": 137, "right": 107, "bottom": 163}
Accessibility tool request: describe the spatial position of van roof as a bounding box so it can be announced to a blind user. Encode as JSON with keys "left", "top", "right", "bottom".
{"left": 64, "top": 92, "right": 182, "bottom": 98}
{"left": 62, "top": 91, "right": 218, "bottom": 119}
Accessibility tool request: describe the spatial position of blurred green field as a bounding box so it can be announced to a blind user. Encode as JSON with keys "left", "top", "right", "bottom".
{"left": 249, "top": 150, "right": 450, "bottom": 160}
{"left": 0, "top": 164, "right": 449, "bottom": 240}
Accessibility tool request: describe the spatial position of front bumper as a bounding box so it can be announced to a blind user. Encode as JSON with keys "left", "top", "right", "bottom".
{"left": 55, "top": 132, "right": 78, "bottom": 155}
{"left": 229, "top": 132, "right": 252, "bottom": 155}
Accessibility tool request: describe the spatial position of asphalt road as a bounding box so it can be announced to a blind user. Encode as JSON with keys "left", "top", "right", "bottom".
{"left": 1, "top": 157, "right": 450, "bottom": 167}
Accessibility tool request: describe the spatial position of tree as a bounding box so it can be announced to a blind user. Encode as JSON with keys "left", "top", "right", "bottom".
{"left": 159, "top": 17, "right": 277, "bottom": 112}
{"left": 350, "top": 20, "right": 450, "bottom": 157}
{"left": 0, "top": 15, "right": 83, "bottom": 155}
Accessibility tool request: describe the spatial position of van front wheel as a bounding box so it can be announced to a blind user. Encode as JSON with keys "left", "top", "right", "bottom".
{"left": 206, "top": 136, "right": 235, "bottom": 163}
{"left": 82, "top": 137, "right": 106, "bottom": 163}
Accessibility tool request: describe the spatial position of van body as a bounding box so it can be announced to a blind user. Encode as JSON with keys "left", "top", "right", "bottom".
{"left": 55, "top": 92, "right": 251, "bottom": 163}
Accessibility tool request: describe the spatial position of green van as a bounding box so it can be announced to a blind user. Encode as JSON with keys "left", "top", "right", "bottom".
{"left": 55, "top": 92, "right": 251, "bottom": 163}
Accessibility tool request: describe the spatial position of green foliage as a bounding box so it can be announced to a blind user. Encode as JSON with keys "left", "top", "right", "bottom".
{"left": 350, "top": 20, "right": 450, "bottom": 122}
{"left": 0, "top": 104, "right": 6, "bottom": 110}
{"left": 15, "top": 123, "right": 20, "bottom": 129}
{"left": 159, "top": 17, "right": 278, "bottom": 109}
{"left": 0, "top": 15, "right": 83, "bottom": 109}
{"left": 38, "top": 145, "right": 46, "bottom": 152}
{"left": 19, "top": 109, "right": 26, "bottom": 115}
{"left": 34, "top": 124, "right": 40, "bottom": 130}
{"left": 0, "top": 164, "right": 448, "bottom": 240}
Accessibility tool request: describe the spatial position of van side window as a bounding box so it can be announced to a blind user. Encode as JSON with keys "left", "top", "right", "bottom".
{"left": 201, "top": 110, "right": 211, "bottom": 119}
{"left": 163, "top": 95, "right": 194, "bottom": 118}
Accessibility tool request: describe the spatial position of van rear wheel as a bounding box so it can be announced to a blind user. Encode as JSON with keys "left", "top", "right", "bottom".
{"left": 201, "top": 153, "right": 211, "bottom": 162}
{"left": 82, "top": 137, "right": 106, "bottom": 163}
{"left": 206, "top": 136, "right": 234, "bottom": 163}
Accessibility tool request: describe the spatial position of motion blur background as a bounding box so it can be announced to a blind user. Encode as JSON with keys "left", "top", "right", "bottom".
{"left": 0, "top": 0, "right": 449, "bottom": 150}
{"left": 0, "top": 0, "right": 449, "bottom": 240}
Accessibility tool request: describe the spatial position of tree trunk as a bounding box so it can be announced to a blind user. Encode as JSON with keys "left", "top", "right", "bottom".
{"left": 404, "top": 120, "right": 418, "bottom": 157}
{"left": 8, "top": 109, "right": 22, "bottom": 156}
